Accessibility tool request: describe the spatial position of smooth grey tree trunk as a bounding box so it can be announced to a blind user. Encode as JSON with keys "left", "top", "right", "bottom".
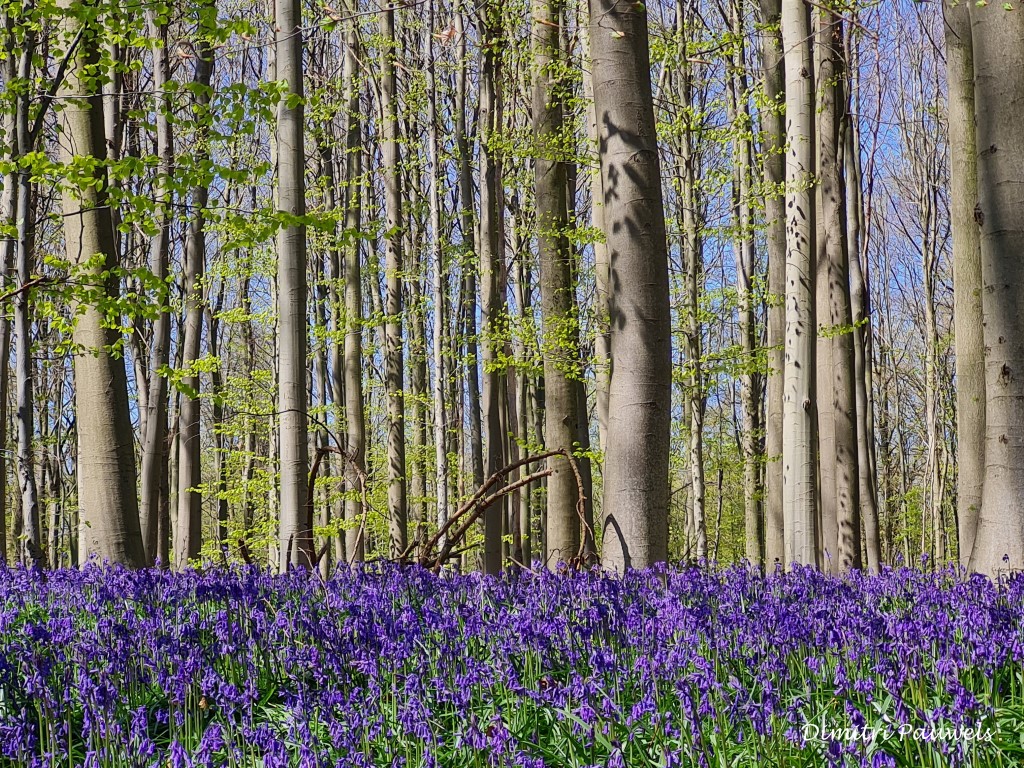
{"left": 758, "top": 0, "right": 786, "bottom": 568}
{"left": 174, "top": 35, "right": 214, "bottom": 569}
{"left": 580, "top": 18, "right": 610, "bottom": 464}
{"left": 967, "top": 2, "right": 1024, "bottom": 576}
{"left": 425, "top": 0, "right": 449, "bottom": 551}
{"left": 817, "top": 10, "right": 860, "bottom": 571}
{"left": 590, "top": 0, "right": 672, "bottom": 570}
{"left": 781, "top": 0, "right": 819, "bottom": 567}
{"left": 275, "top": 0, "right": 311, "bottom": 570}
{"left": 726, "top": 0, "right": 763, "bottom": 566}
{"left": 379, "top": 4, "right": 408, "bottom": 558}
{"left": 672, "top": 13, "right": 707, "bottom": 561}
{"left": 13, "top": 44, "right": 43, "bottom": 566}
{"left": 140, "top": 12, "right": 173, "bottom": 566}
{"left": 844, "top": 104, "right": 881, "bottom": 571}
{"left": 57, "top": 0, "right": 146, "bottom": 567}
{"left": 343, "top": 22, "right": 366, "bottom": 563}
{"left": 478, "top": 0, "right": 507, "bottom": 574}
{"left": 535, "top": 0, "right": 582, "bottom": 567}
{"left": 944, "top": 0, "right": 985, "bottom": 566}
{"left": 0, "top": 0, "right": 15, "bottom": 566}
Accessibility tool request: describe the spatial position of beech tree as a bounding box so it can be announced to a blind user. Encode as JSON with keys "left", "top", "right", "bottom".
{"left": 56, "top": 0, "right": 146, "bottom": 567}
{"left": 591, "top": 0, "right": 672, "bottom": 570}
{"left": 781, "top": 0, "right": 818, "bottom": 567}
{"left": 275, "top": 0, "right": 311, "bottom": 569}
{"left": 967, "top": 2, "right": 1024, "bottom": 575}
{"left": 943, "top": 0, "right": 984, "bottom": 567}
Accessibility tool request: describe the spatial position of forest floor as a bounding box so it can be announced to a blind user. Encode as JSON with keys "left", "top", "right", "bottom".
{"left": 1, "top": 563, "right": 1022, "bottom": 767}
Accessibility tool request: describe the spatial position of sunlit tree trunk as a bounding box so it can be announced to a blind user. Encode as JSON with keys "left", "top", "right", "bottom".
{"left": 943, "top": 0, "right": 984, "bottom": 566}
{"left": 175, "top": 31, "right": 214, "bottom": 569}
{"left": 781, "top": 0, "right": 819, "bottom": 567}
{"left": 343, "top": 19, "right": 366, "bottom": 563}
{"left": 580, "top": 18, "right": 609, "bottom": 464}
{"left": 726, "top": 0, "right": 763, "bottom": 566}
{"left": 12, "top": 40, "right": 43, "bottom": 566}
{"left": 140, "top": 11, "right": 173, "bottom": 566}
{"left": 478, "top": 0, "right": 507, "bottom": 574}
{"left": 535, "top": 0, "right": 583, "bottom": 567}
{"left": 379, "top": 3, "right": 408, "bottom": 558}
{"left": 591, "top": 0, "right": 672, "bottom": 570}
{"left": 844, "top": 102, "right": 881, "bottom": 572}
{"left": 57, "top": 0, "right": 146, "bottom": 567}
{"left": 968, "top": 2, "right": 1024, "bottom": 576}
{"left": 425, "top": 0, "right": 449, "bottom": 552}
{"left": 759, "top": 0, "right": 786, "bottom": 568}
{"left": 275, "top": 0, "right": 311, "bottom": 569}
{"left": 817, "top": 9, "right": 860, "bottom": 571}
{"left": 0, "top": 6, "right": 14, "bottom": 566}
{"left": 673, "top": 7, "right": 707, "bottom": 561}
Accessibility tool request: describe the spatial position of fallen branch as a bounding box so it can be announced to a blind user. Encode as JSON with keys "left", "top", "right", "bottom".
{"left": 404, "top": 448, "right": 593, "bottom": 572}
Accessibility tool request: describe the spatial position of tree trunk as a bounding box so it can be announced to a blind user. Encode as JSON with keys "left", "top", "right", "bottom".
{"left": 967, "top": 2, "right": 1024, "bottom": 576}
{"left": 944, "top": 0, "right": 985, "bottom": 567}
{"left": 478, "top": 0, "right": 508, "bottom": 574}
{"left": 378, "top": 3, "right": 408, "bottom": 558}
{"left": 590, "top": 0, "right": 672, "bottom": 570}
{"left": 535, "top": 0, "right": 583, "bottom": 567}
{"left": 455, "top": 1, "right": 485, "bottom": 507}
{"left": 844, "top": 101, "right": 881, "bottom": 572}
{"left": 425, "top": 0, "right": 449, "bottom": 555}
{"left": 759, "top": 0, "right": 786, "bottom": 569}
{"left": 13, "top": 49, "right": 43, "bottom": 566}
{"left": 343, "top": 20, "right": 366, "bottom": 563}
{"left": 0, "top": 3, "right": 15, "bottom": 566}
{"left": 57, "top": 0, "right": 146, "bottom": 567}
{"left": 673, "top": 13, "right": 707, "bottom": 562}
{"left": 781, "top": 0, "right": 819, "bottom": 567}
{"left": 817, "top": 9, "right": 860, "bottom": 571}
{"left": 276, "top": 0, "right": 311, "bottom": 570}
{"left": 140, "top": 12, "right": 173, "bottom": 566}
{"left": 726, "top": 0, "right": 763, "bottom": 566}
{"left": 580, "top": 16, "right": 610, "bottom": 465}
{"left": 174, "top": 33, "right": 214, "bottom": 569}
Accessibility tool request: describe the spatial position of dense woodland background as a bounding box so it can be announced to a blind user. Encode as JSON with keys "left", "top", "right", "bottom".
{"left": 0, "top": 0, "right": 1019, "bottom": 577}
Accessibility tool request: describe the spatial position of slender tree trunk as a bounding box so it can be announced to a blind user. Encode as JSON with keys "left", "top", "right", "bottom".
{"left": 726, "top": 1, "right": 763, "bottom": 566}
{"left": 673, "top": 20, "right": 707, "bottom": 561}
{"left": 535, "top": 0, "right": 583, "bottom": 567}
{"left": 13, "top": 51, "right": 43, "bottom": 565}
{"left": 781, "top": 0, "right": 819, "bottom": 567}
{"left": 0, "top": 273, "right": 9, "bottom": 565}
{"left": 758, "top": 0, "right": 786, "bottom": 569}
{"left": 343, "top": 20, "right": 366, "bottom": 563}
{"left": 0, "top": 3, "right": 16, "bottom": 566}
{"left": 276, "top": 0, "right": 311, "bottom": 570}
{"left": 206, "top": 298, "right": 230, "bottom": 558}
{"left": 580, "top": 18, "right": 610, "bottom": 464}
{"left": 425, "top": 0, "right": 449, "bottom": 553}
{"left": 57, "top": 0, "right": 146, "bottom": 567}
{"left": 454, "top": 2, "right": 484, "bottom": 504}
{"left": 175, "top": 34, "right": 214, "bottom": 569}
{"left": 944, "top": 0, "right": 984, "bottom": 566}
{"left": 591, "top": 0, "right": 672, "bottom": 570}
{"left": 478, "top": 0, "right": 507, "bottom": 574}
{"left": 378, "top": 3, "right": 408, "bottom": 557}
{"left": 140, "top": 12, "right": 173, "bottom": 566}
{"left": 845, "top": 108, "right": 881, "bottom": 571}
